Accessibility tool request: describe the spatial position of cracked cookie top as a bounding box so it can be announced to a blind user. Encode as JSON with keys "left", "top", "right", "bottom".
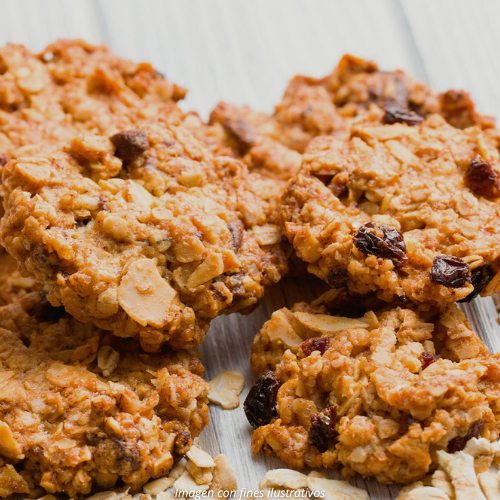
{"left": 0, "top": 291, "right": 209, "bottom": 497}
{"left": 280, "top": 112, "right": 500, "bottom": 308}
{"left": 0, "top": 121, "right": 288, "bottom": 351}
{"left": 247, "top": 290, "right": 500, "bottom": 483}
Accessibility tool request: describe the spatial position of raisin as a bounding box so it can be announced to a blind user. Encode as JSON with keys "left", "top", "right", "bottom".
{"left": 309, "top": 406, "right": 338, "bottom": 452}
{"left": 458, "top": 265, "right": 494, "bottom": 303}
{"left": 420, "top": 351, "right": 439, "bottom": 370}
{"left": 464, "top": 155, "right": 500, "bottom": 198}
{"left": 224, "top": 116, "right": 257, "bottom": 151}
{"left": 326, "top": 268, "right": 348, "bottom": 288}
{"left": 110, "top": 129, "right": 149, "bottom": 161}
{"left": 244, "top": 372, "right": 280, "bottom": 428}
{"left": 430, "top": 256, "right": 471, "bottom": 288}
{"left": 400, "top": 414, "right": 419, "bottom": 435}
{"left": 0, "top": 153, "right": 10, "bottom": 167}
{"left": 353, "top": 222, "right": 408, "bottom": 266}
{"left": 383, "top": 106, "right": 424, "bottom": 126}
{"left": 300, "top": 337, "right": 330, "bottom": 357}
{"left": 448, "top": 420, "right": 484, "bottom": 453}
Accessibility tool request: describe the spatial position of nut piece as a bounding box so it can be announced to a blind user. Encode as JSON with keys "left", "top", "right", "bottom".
{"left": 253, "top": 224, "right": 282, "bottom": 246}
{"left": 97, "top": 346, "right": 120, "bottom": 377}
{"left": 186, "top": 445, "right": 216, "bottom": 468}
{"left": 437, "top": 450, "right": 487, "bottom": 500}
{"left": 266, "top": 310, "right": 303, "bottom": 348}
{"left": 306, "top": 476, "right": 370, "bottom": 500}
{"left": 293, "top": 312, "right": 369, "bottom": 333}
{"left": 143, "top": 476, "right": 175, "bottom": 495}
{"left": 0, "top": 422, "right": 22, "bottom": 459}
{"left": 477, "top": 472, "right": 500, "bottom": 500}
{"left": 86, "top": 492, "right": 117, "bottom": 500}
{"left": 186, "top": 253, "right": 225, "bottom": 289}
{"left": 174, "top": 470, "right": 209, "bottom": 494}
{"left": 431, "top": 470, "right": 454, "bottom": 499}
{"left": 117, "top": 259, "right": 179, "bottom": 328}
{"left": 265, "top": 469, "right": 308, "bottom": 490}
{"left": 398, "top": 486, "right": 450, "bottom": 500}
{"left": 208, "top": 371, "right": 245, "bottom": 410}
{"left": 209, "top": 454, "right": 238, "bottom": 495}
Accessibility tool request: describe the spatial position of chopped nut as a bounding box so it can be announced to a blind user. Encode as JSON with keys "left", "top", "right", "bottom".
{"left": 306, "top": 476, "right": 370, "bottom": 500}
{"left": 208, "top": 371, "right": 245, "bottom": 410}
{"left": 186, "top": 445, "right": 216, "bottom": 468}
{"left": 266, "top": 310, "right": 304, "bottom": 347}
{"left": 398, "top": 486, "right": 451, "bottom": 500}
{"left": 186, "top": 253, "right": 225, "bottom": 288}
{"left": 265, "top": 469, "right": 308, "bottom": 489}
{"left": 432, "top": 470, "right": 455, "bottom": 499}
{"left": 437, "top": 450, "right": 486, "bottom": 500}
{"left": 209, "top": 454, "right": 238, "bottom": 495}
{"left": 0, "top": 422, "right": 22, "bottom": 459}
{"left": 97, "top": 346, "right": 120, "bottom": 377}
{"left": 186, "top": 460, "right": 213, "bottom": 485}
{"left": 293, "top": 312, "right": 369, "bottom": 333}
{"left": 174, "top": 470, "right": 209, "bottom": 494}
{"left": 478, "top": 472, "right": 500, "bottom": 500}
{"left": 118, "top": 259, "right": 179, "bottom": 328}
{"left": 143, "top": 476, "right": 175, "bottom": 495}
{"left": 253, "top": 224, "right": 282, "bottom": 246}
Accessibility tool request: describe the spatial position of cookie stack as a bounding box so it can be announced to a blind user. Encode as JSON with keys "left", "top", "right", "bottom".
{"left": 0, "top": 40, "right": 498, "bottom": 498}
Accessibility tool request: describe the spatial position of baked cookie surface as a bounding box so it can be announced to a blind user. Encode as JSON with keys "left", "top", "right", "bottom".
{"left": 0, "top": 291, "right": 209, "bottom": 498}
{"left": 0, "top": 119, "right": 287, "bottom": 351}
{"left": 280, "top": 112, "right": 500, "bottom": 307}
{"left": 246, "top": 290, "right": 500, "bottom": 483}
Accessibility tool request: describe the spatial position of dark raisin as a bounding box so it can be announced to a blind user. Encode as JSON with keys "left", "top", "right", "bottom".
{"left": 400, "top": 414, "right": 419, "bottom": 435}
{"left": 0, "top": 153, "right": 10, "bottom": 167}
{"left": 227, "top": 221, "right": 244, "bottom": 252}
{"left": 309, "top": 406, "right": 338, "bottom": 452}
{"left": 420, "top": 351, "right": 439, "bottom": 370}
{"left": 173, "top": 428, "right": 192, "bottom": 455}
{"left": 300, "top": 337, "right": 330, "bottom": 357}
{"left": 326, "top": 269, "right": 348, "bottom": 288}
{"left": 110, "top": 129, "right": 149, "bottom": 161}
{"left": 244, "top": 372, "right": 280, "bottom": 428}
{"left": 353, "top": 222, "right": 408, "bottom": 266}
{"left": 383, "top": 106, "right": 424, "bottom": 126}
{"left": 458, "top": 265, "right": 494, "bottom": 303}
{"left": 224, "top": 116, "right": 257, "bottom": 150}
{"left": 430, "top": 256, "right": 471, "bottom": 288}
{"left": 448, "top": 420, "right": 484, "bottom": 453}
{"left": 464, "top": 155, "right": 500, "bottom": 198}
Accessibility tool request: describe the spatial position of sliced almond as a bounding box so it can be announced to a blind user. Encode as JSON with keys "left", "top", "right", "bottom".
{"left": 478, "top": 472, "right": 500, "bottom": 500}
{"left": 431, "top": 470, "right": 454, "bottom": 499}
{"left": 356, "top": 124, "right": 417, "bottom": 141}
{"left": 437, "top": 450, "right": 487, "bottom": 500}
{"left": 266, "top": 310, "right": 304, "bottom": 347}
{"left": 186, "top": 445, "right": 216, "bottom": 468}
{"left": 294, "top": 312, "right": 369, "bottom": 334}
{"left": 118, "top": 259, "right": 179, "bottom": 328}
{"left": 143, "top": 476, "right": 175, "bottom": 495}
{"left": 209, "top": 454, "right": 238, "bottom": 495}
{"left": 174, "top": 470, "right": 209, "bottom": 494}
{"left": 208, "top": 371, "right": 245, "bottom": 410}
{"left": 265, "top": 469, "right": 307, "bottom": 489}
{"left": 253, "top": 224, "right": 282, "bottom": 246}
{"left": 398, "top": 486, "right": 450, "bottom": 500}
{"left": 187, "top": 252, "right": 224, "bottom": 288}
{"left": 0, "top": 422, "right": 22, "bottom": 459}
{"left": 306, "top": 476, "right": 370, "bottom": 500}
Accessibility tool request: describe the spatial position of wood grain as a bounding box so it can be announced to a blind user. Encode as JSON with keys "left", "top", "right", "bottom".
{"left": 0, "top": 0, "right": 499, "bottom": 497}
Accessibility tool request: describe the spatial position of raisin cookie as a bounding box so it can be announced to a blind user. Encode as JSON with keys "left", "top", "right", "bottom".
{"left": 0, "top": 121, "right": 287, "bottom": 352}
{"left": 246, "top": 290, "right": 500, "bottom": 483}
{"left": 0, "top": 291, "right": 209, "bottom": 498}
{"left": 281, "top": 112, "right": 500, "bottom": 307}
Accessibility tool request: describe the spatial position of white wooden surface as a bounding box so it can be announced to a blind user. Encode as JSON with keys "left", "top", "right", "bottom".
{"left": 1, "top": 1, "right": 500, "bottom": 497}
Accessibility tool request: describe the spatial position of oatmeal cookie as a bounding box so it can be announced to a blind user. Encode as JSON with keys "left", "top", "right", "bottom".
{"left": 246, "top": 290, "right": 500, "bottom": 483}
{"left": 281, "top": 112, "right": 500, "bottom": 307}
{"left": 0, "top": 121, "right": 287, "bottom": 351}
{"left": 0, "top": 291, "right": 209, "bottom": 498}
{"left": 198, "top": 55, "right": 497, "bottom": 183}
{"left": 0, "top": 39, "right": 185, "bottom": 162}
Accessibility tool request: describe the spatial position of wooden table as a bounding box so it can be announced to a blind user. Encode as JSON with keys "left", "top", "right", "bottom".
{"left": 1, "top": 1, "right": 500, "bottom": 497}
